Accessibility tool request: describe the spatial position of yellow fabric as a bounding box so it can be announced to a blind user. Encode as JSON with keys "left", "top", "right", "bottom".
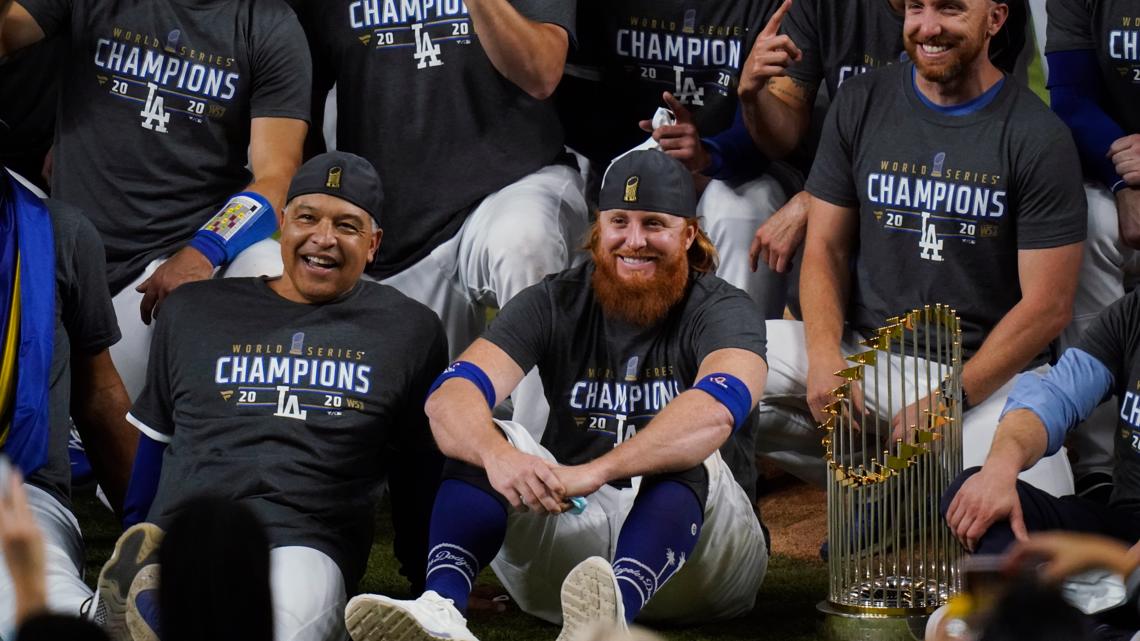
{"left": 0, "top": 258, "right": 21, "bottom": 447}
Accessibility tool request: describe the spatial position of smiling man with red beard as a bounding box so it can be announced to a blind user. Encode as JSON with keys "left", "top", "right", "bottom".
{"left": 343, "top": 150, "right": 770, "bottom": 641}
{"left": 756, "top": 0, "right": 1087, "bottom": 500}
{"left": 94, "top": 152, "right": 448, "bottom": 641}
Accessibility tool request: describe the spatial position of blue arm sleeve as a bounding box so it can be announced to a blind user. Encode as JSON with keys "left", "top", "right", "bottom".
{"left": 121, "top": 434, "right": 167, "bottom": 528}
{"left": 188, "top": 191, "right": 277, "bottom": 267}
{"left": 700, "top": 104, "right": 769, "bottom": 183}
{"left": 1047, "top": 50, "right": 1128, "bottom": 193}
{"left": 1001, "top": 348, "right": 1115, "bottom": 456}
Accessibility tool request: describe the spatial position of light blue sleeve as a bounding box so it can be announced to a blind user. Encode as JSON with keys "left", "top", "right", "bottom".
{"left": 1001, "top": 348, "right": 1115, "bottom": 456}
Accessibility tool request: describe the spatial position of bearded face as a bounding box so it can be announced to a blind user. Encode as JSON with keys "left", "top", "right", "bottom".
{"left": 904, "top": 0, "right": 999, "bottom": 85}
{"left": 589, "top": 210, "right": 695, "bottom": 327}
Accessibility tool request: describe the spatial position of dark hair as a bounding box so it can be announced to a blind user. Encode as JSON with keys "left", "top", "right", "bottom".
{"left": 159, "top": 495, "right": 273, "bottom": 641}
{"left": 17, "top": 613, "right": 110, "bottom": 641}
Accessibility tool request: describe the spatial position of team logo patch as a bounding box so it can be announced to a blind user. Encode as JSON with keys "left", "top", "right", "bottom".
{"left": 326, "top": 167, "right": 343, "bottom": 189}
{"left": 624, "top": 176, "right": 640, "bottom": 203}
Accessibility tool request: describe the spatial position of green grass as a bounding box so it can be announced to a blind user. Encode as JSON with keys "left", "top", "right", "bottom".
{"left": 72, "top": 489, "right": 828, "bottom": 641}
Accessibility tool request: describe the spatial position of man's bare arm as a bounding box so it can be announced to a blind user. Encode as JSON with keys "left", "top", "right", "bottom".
{"left": 553, "top": 349, "right": 766, "bottom": 500}
{"left": 959, "top": 243, "right": 1082, "bottom": 405}
{"left": 70, "top": 349, "right": 137, "bottom": 519}
{"left": 466, "top": 0, "right": 568, "bottom": 100}
{"left": 0, "top": 1, "right": 45, "bottom": 58}
{"left": 800, "top": 196, "right": 861, "bottom": 422}
{"left": 424, "top": 339, "right": 570, "bottom": 512}
{"left": 741, "top": 76, "right": 816, "bottom": 160}
{"left": 135, "top": 116, "right": 307, "bottom": 324}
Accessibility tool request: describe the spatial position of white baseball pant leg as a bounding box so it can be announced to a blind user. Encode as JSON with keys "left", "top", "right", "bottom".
{"left": 757, "top": 320, "right": 1074, "bottom": 497}
{"left": 1064, "top": 184, "right": 1140, "bottom": 482}
{"left": 488, "top": 419, "right": 767, "bottom": 626}
{"left": 109, "top": 238, "right": 282, "bottom": 400}
{"left": 1028, "top": 0, "right": 1048, "bottom": 76}
{"left": 0, "top": 485, "right": 91, "bottom": 640}
{"left": 381, "top": 163, "right": 589, "bottom": 439}
{"left": 697, "top": 175, "right": 789, "bottom": 319}
{"left": 270, "top": 546, "right": 348, "bottom": 641}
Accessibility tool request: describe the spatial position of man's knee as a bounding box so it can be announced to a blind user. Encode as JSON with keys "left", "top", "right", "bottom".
{"left": 941, "top": 466, "right": 983, "bottom": 517}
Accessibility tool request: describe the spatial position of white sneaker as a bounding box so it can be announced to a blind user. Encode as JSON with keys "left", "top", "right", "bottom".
{"left": 92, "top": 523, "right": 165, "bottom": 641}
{"left": 556, "top": 557, "right": 627, "bottom": 641}
{"left": 344, "top": 590, "right": 478, "bottom": 641}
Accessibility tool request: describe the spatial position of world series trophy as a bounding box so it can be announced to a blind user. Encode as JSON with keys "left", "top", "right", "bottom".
{"left": 818, "top": 305, "right": 964, "bottom": 640}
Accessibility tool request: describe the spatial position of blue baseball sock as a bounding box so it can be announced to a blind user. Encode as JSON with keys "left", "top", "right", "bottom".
{"left": 611, "top": 480, "right": 704, "bottom": 622}
{"left": 424, "top": 479, "right": 508, "bottom": 614}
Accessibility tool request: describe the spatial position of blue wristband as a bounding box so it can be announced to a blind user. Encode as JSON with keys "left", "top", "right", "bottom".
{"left": 189, "top": 191, "right": 276, "bottom": 267}
{"left": 428, "top": 361, "right": 496, "bottom": 409}
{"left": 692, "top": 373, "right": 752, "bottom": 433}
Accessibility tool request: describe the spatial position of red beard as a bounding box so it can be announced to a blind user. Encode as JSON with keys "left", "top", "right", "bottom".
{"left": 591, "top": 244, "right": 690, "bottom": 327}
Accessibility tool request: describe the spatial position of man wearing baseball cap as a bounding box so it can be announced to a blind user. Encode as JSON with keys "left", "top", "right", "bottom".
{"left": 344, "top": 149, "right": 769, "bottom": 641}
{"left": 93, "top": 152, "right": 448, "bottom": 641}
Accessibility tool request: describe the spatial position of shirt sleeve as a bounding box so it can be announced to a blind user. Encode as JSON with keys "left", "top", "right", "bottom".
{"left": 249, "top": 6, "right": 312, "bottom": 122}
{"left": 782, "top": 0, "right": 824, "bottom": 89}
{"left": 1011, "top": 112, "right": 1088, "bottom": 249}
{"left": 55, "top": 203, "right": 120, "bottom": 353}
{"left": 804, "top": 81, "right": 860, "bottom": 208}
{"left": 15, "top": 0, "right": 72, "bottom": 40}
{"left": 127, "top": 292, "right": 185, "bottom": 444}
{"left": 1044, "top": 0, "right": 1095, "bottom": 54}
{"left": 482, "top": 281, "right": 553, "bottom": 373}
{"left": 512, "top": 0, "right": 576, "bottom": 43}
{"left": 689, "top": 286, "right": 767, "bottom": 366}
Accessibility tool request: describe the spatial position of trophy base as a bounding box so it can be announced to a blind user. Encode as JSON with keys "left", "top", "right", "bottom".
{"left": 817, "top": 600, "right": 930, "bottom": 641}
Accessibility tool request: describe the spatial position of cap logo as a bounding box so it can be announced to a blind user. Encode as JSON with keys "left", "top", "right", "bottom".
{"left": 624, "top": 176, "right": 639, "bottom": 203}
{"left": 326, "top": 167, "right": 343, "bottom": 189}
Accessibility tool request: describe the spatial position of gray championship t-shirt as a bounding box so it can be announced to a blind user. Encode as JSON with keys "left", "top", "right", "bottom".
{"left": 559, "top": 0, "right": 776, "bottom": 166}
{"left": 26, "top": 196, "right": 121, "bottom": 509}
{"left": 128, "top": 278, "right": 447, "bottom": 585}
{"left": 805, "top": 63, "right": 1086, "bottom": 362}
{"left": 483, "top": 262, "right": 766, "bottom": 482}
{"left": 1074, "top": 290, "right": 1140, "bottom": 513}
{"left": 18, "top": 0, "right": 312, "bottom": 293}
{"left": 784, "top": 0, "right": 1027, "bottom": 98}
{"left": 1045, "top": 0, "right": 1140, "bottom": 135}
{"left": 296, "top": 0, "right": 575, "bottom": 278}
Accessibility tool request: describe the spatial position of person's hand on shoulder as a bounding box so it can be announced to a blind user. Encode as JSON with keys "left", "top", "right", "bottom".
{"left": 135, "top": 246, "right": 214, "bottom": 324}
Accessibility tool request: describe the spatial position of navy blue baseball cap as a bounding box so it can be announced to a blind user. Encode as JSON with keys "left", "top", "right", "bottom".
{"left": 599, "top": 150, "right": 697, "bottom": 218}
{"left": 287, "top": 151, "right": 384, "bottom": 226}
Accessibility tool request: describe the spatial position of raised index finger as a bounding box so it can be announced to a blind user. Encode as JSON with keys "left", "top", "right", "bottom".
{"left": 761, "top": 0, "right": 793, "bottom": 38}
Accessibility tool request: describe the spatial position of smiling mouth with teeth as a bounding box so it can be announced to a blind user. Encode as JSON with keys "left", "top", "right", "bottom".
{"left": 304, "top": 256, "right": 338, "bottom": 268}
{"left": 921, "top": 43, "right": 950, "bottom": 53}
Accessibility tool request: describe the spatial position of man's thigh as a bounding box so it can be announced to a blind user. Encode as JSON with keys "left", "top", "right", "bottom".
{"left": 697, "top": 175, "right": 788, "bottom": 317}
{"left": 0, "top": 485, "right": 90, "bottom": 635}
{"left": 456, "top": 163, "right": 589, "bottom": 308}
{"left": 270, "top": 546, "right": 348, "bottom": 641}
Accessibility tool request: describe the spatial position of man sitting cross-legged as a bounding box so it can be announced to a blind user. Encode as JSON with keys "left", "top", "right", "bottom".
{"left": 93, "top": 152, "right": 448, "bottom": 641}
{"left": 344, "top": 150, "right": 769, "bottom": 641}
